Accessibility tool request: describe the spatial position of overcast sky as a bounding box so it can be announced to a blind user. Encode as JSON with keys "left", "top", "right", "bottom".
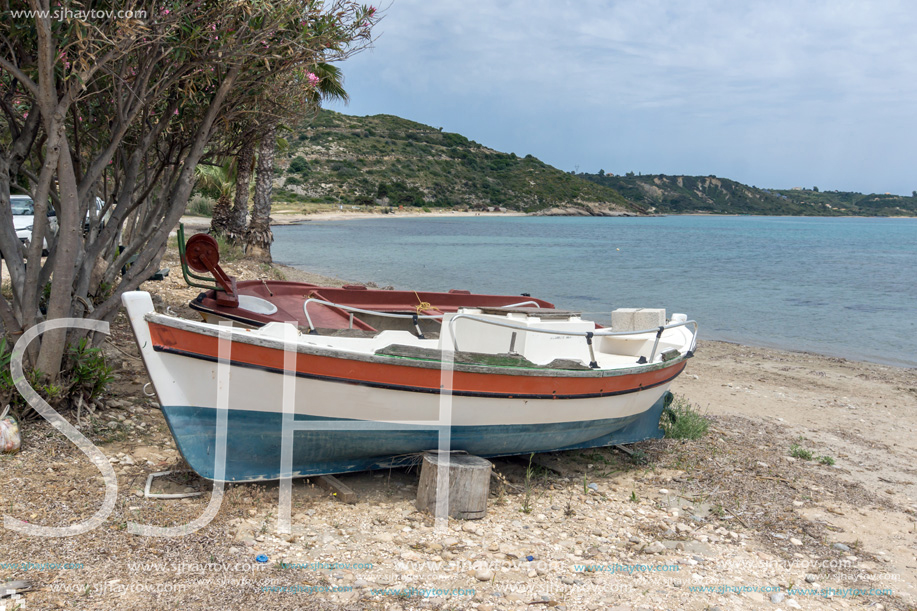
{"left": 327, "top": 0, "right": 917, "bottom": 195}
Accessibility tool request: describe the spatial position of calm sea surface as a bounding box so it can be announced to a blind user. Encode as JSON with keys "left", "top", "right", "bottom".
{"left": 273, "top": 216, "right": 917, "bottom": 367}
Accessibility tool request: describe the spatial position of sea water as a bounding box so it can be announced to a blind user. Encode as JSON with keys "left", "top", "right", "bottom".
{"left": 273, "top": 215, "right": 917, "bottom": 367}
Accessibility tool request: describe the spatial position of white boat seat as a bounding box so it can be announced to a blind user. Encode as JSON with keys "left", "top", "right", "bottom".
{"left": 238, "top": 294, "right": 279, "bottom": 315}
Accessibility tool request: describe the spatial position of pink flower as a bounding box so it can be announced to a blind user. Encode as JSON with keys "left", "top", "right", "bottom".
{"left": 22, "top": 112, "right": 28, "bottom": 119}
{"left": 307, "top": 72, "right": 320, "bottom": 86}
{"left": 174, "top": 109, "right": 179, "bottom": 115}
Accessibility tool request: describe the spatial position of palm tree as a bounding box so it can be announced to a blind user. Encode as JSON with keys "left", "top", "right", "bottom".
{"left": 196, "top": 161, "right": 235, "bottom": 235}
{"left": 244, "top": 64, "right": 349, "bottom": 260}
{"left": 244, "top": 124, "right": 277, "bottom": 261}
{"left": 226, "top": 141, "right": 254, "bottom": 244}
{"left": 308, "top": 63, "right": 349, "bottom": 106}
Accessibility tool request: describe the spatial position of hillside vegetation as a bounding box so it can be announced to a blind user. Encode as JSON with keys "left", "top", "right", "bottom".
{"left": 579, "top": 173, "right": 917, "bottom": 216}
{"left": 275, "top": 110, "right": 640, "bottom": 214}
{"left": 271, "top": 110, "right": 917, "bottom": 217}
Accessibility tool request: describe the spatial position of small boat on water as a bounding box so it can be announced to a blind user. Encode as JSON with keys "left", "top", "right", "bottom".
{"left": 122, "top": 286, "right": 697, "bottom": 482}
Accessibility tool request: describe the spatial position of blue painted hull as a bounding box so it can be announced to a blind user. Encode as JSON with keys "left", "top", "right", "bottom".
{"left": 160, "top": 393, "right": 670, "bottom": 481}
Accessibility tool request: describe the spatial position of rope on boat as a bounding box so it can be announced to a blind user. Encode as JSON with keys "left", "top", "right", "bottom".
{"left": 302, "top": 296, "right": 444, "bottom": 336}
{"left": 412, "top": 290, "right": 439, "bottom": 314}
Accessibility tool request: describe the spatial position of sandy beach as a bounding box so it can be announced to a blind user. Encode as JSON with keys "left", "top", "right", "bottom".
{"left": 1, "top": 245, "right": 914, "bottom": 611}
{"left": 179, "top": 208, "right": 527, "bottom": 233}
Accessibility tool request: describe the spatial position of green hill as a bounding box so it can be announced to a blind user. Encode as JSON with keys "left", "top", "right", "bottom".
{"left": 275, "top": 110, "right": 642, "bottom": 215}
{"left": 580, "top": 173, "right": 917, "bottom": 216}
{"left": 272, "top": 110, "right": 916, "bottom": 217}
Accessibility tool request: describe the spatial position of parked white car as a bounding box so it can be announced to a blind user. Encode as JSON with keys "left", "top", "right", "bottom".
{"left": 10, "top": 194, "right": 57, "bottom": 253}
{"left": 84, "top": 196, "right": 111, "bottom": 232}
{"left": 8, "top": 194, "right": 109, "bottom": 256}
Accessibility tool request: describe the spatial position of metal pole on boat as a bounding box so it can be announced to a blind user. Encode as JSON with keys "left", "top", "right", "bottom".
{"left": 586, "top": 332, "right": 598, "bottom": 369}
{"left": 649, "top": 326, "right": 665, "bottom": 363}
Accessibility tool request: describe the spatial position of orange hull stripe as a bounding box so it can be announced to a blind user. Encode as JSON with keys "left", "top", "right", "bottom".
{"left": 149, "top": 321, "right": 685, "bottom": 396}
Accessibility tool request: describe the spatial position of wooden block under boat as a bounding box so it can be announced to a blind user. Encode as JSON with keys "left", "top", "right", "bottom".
{"left": 312, "top": 475, "right": 358, "bottom": 504}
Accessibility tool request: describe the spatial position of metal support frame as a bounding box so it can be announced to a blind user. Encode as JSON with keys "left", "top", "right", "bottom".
{"left": 447, "top": 314, "right": 698, "bottom": 367}
{"left": 300, "top": 295, "right": 698, "bottom": 369}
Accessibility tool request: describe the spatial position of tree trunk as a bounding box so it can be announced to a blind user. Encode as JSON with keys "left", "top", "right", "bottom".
{"left": 244, "top": 126, "right": 275, "bottom": 262}
{"left": 227, "top": 141, "right": 254, "bottom": 244}
{"left": 209, "top": 193, "right": 232, "bottom": 235}
{"left": 35, "top": 128, "right": 82, "bottom": 378}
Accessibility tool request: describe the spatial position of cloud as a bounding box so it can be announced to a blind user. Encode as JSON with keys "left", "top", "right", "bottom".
{"left": 333, "top": 0, "right": 917, "bottom": 193}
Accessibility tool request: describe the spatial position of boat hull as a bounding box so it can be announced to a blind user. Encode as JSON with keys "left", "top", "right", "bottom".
{"left": 148, "top": 337, "right": 678, "bottom": 481}
{"left": 160, "top": 395, "right": 670, "bottom": 481}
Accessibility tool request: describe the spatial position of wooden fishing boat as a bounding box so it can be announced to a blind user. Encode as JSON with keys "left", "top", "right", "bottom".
{"left": 122, "top": 289, "right": 697, "bottom": 482}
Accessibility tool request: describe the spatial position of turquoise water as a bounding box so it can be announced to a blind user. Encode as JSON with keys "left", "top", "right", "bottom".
{"left": 273, "top": 216, "right": 917, "bottom": 367}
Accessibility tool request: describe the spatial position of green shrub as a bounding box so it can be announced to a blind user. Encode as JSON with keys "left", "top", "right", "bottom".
{"left": 212, "top": 234, "right": 245, "bottom": 263}
{"left": 790, "top": 444, "right": 814, "bottom": 460}
{"left": 186, "top": 195, "right": 214, "bottom": 217}
{"left": 0, "top": 336, "right": 111, "bottom": 420}
{"left": 66, "top": 337, "right": 114, "bottom": 400}
{"left": 661, "top": 394, "right": 710, "bottom": 440}
{"left": 274, "top": 188, "right": 308, "bottom": 203}
{"left": 288, "top": 156, "right": 310, "bottom": 174}
{"left": 330, "top": 160, "right": 359, "bottom": 177}
{"left": 442, "top": 132, "right": 469, "bottom": 148}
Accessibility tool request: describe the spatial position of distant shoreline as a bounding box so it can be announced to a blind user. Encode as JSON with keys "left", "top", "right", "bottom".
{"left": 180, "top": 208, "right": 917, "bottom": 230}
{"left": 278, "top": 209, "right": 528, "bottom": 223}
{"left": 179, "top": 209, "right": 527, "bottom": 231}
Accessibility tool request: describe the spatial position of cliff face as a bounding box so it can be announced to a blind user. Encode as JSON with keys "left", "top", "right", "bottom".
{"left": 581, "top": 173, "right": 917, "bottom": 216}
{"left": 531, "top": 204, "right": 638, "bottom": 217}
